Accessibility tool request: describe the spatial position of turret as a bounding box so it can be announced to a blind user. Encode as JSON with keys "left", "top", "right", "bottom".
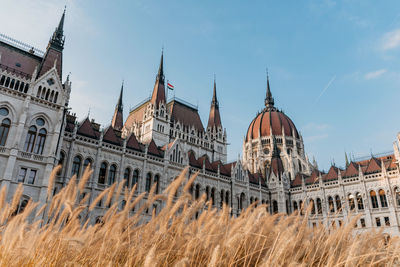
{"left": 111, "top": 82, "right": 124, "bottom": 130}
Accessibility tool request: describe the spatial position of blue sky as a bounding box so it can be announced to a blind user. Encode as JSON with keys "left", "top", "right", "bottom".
{"left": 2, "top": 0, "right": 400, "bottom": 171}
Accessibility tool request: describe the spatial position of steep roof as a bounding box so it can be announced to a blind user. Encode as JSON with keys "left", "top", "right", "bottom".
{"left": 365, "top": 157, "right": 382, "bottom": 174}
{"left": 102, "top": 126, "right": 122, "bottom": 146}
{"left": 126, "top": 133, "right": 142, "bottom": 151}
{"left": 147, "top": 139, "right": 163, "bottom": 158}
{"left": 150, "top": 52, "right": 166, "bottom": 107}
{"left": 305, "top": 170, "right": 320, "bottom": 185}
{"left": 291, "top": 173, "right": 303, "bottom": 187}
{"left": 207, "top": 79, "right": 222, "bottom": 129}
{"left": 111, "top": 83, "right": 124, "bottom": 130}
{"left": 167, "top": 99, "right": 204, "bottom": 132}
{"left": 77, "top": 118, "right": 100, "bottom": 139}
{"left": 342, "top": 162, "right": 359, "bottom": 178}
{"left": 323, "top": 166, "right": 339, "bottom": 181}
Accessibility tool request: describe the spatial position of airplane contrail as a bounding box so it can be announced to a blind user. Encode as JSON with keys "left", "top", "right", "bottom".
{"left": 314, "top": 75, "right": 336, "bottom": 104}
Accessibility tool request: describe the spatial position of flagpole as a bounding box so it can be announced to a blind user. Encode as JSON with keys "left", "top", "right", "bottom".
{"left": 166, "top": 79, "right": 169, "bottom": 103}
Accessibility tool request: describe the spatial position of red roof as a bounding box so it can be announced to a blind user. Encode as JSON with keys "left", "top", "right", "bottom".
{"left": 291, "top": 173, "right": 303, "bottom": 187}
{"left": 365, "top": 157, "right": 381, "bottom": 174}
{"left": 126, "top": 133, "right": 142, "bottom": 151}
{"left": 269, "top": 156, "right": 284, "bottom": 179}
{"left": 323, "top": 166, "right": 339, "bottom": 181}
{"left": 77, "top": 118, "right": 100, "bottom": 139}
{"left": 342, "top": 162, "right": 359, "bottom": 178}
{"left": 246, "top": 109, "right": 299, "bottom": 141}
{"left": 147, "top": 139, "right": 163, "bottom": 158}
{"left": 167, "top": 100, "right": 204, "bottom": 132}
{"left": 102, "top": 126, "right": 122, "bottom": 146}
{"left": 305, "top": 170, "right": 320, "bottom": 184}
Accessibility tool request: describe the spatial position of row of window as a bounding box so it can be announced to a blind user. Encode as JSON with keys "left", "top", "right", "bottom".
{"left": 0, "top": 107, "right": 47, "bottom": 155}
{"left": 0, "top": 74, "right": 29, "bottom": 93}
{"left": 36, "top": 85, "right": 59, "bottom": 103}
{"left": 17, "top": 167, "right": 37, "bottom": 184}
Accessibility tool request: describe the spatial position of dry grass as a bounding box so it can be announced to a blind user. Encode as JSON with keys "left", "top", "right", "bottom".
{"left": 0, "top": 167, "right": 399, "bottom": 266}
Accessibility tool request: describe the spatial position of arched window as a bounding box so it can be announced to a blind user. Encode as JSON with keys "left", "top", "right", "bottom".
{"left": 98, "top": 162, "right": 107, "bottom": 184}
{"left": 394, "top": 187, "right": 400, "bottom": 207}
{"left": 0, "top": 118, "right": 11, "bottom": 146}
{"left": 205, "top": 186, "right": 210, "bottom": 201}
{"left": 250, "top": 197, "right": 254, "bottom": 205}
{"left": 154, "top": 174, "right": 160, "bottom": 194}
{"left": 379, "top": 189, "right": 388, "bottom": 208}
{"left": 71, "top": 156, "right": 82, "bottom": 176}
{"left": 145, "top": 173, "right": 152, "bottom": 192}
{"left": 24, "top": 126, "right": 37, "bottom": 152}
{"left": 293, "top": 201, "right": 298, "bottom": 211}
{"left": 335, "top": 196, "right": 342, "bottom": 212}
{"left": 348, "top": 194, "right": 355, "bottom": 211}
{"left": 132, "top": 169, "right": 139, "bottom": 189}
{"left": 124, "top": 168, "right": 131, "bottom": 188}
{"left": 15, "top": 198, "right": 29, "bottom": 215}
{"left": 370, "top": 190, "right": 379, "bottom": 209}
{"left": 220, "top": 190, "right": 224, "bottom": 207}
{"left": 211, "top": 188, "right": 216, "bottom": 206}
{"left": 225, "top": 191, "right": 229, "bottom": 205}
{"left": 316, "top": 198, "right": 322, "bottom": 214}
{"left": 356, "top": 192, "right": 364, "bottom": 210}
{"left": 57, "top": 151, "right": 65, "bottom": 176}
{"left": 34, "top": 128, "right": 46, "bottom": 154}
{"left": 328, "top": 196, "right": 335, "bottom": 213}
{"left": 310, "top": 199, "right": 315, "bottom": 215}
{"left": 83, "top": 158, "right": 92, "bottom": 171}
{"left": 272, "top": 200, "right": 278, "bottom": 214}
{"left": 108, "top": 165, "right": 117, "bottom": 185}
{"left": 299, "top": 200, "right": 303, "bottom": 215}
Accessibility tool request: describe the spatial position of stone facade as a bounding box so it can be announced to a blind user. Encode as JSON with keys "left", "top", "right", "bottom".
{"left": 1, "top": 11, "right": 400, "bottom": 234}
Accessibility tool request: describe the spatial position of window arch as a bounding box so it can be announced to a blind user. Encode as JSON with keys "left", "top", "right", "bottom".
{"left": 98, "top": 162, "right": 107, "bottom": 184}
{"left": 379, "top": 189, "right": 388, "bottom": 208}
{"left": 328, "top": 196, "right": 335, "bottom": 213}
{"left": 132, "top": 169, "right": 139, "bottom": 189}
{"left": 108, "top": 164, "right": 117, "bottom": 185}
{"left": 83, "top": 158, "right": 92, "bottom": 171}
{"left": 71, "top": 156, "right": 82, "bottom": 176}
{"left": 58, "top": 151, "right": 65, "bottom": 176}
{"left": 211, "top": 188, "right": 216, "bottom": 206}
{"left": 195, "top": 184, "right": 201, "bottom": 199}
{"left": 370, "top": 190, "right": 379, "bottom": 209}
{"left": 0, "top": 118, "right": 11, "bottom": 146}
{"left": 272, "top": 200, "right": 278, "bottom": 214}
{"left": 356, "top": 192, "right": 364, "bottom": 210}
{"left": 316, "top": 198, "right": 322, "bottom": 214}
{"left": 33, "top": 128, "right": 46, "bottom": 154}
{"left": 293, "top": 201, "right": 298, "bottom": 211}
{"left": 225, "top": 191, "right": 229, "bottom": 205}
{"left": 24, "top": 126, "right": 37, "bottom": 152}
{"left": 299, "top": 200, "right": 303, "bottom": 215}
{"left": 335, "top": 195, "right": 342, "bottom": 212}
{"left": 145, "top": 173, "right": 152, "bottom": 192}
{"left": 124, "top": 168, "right": 131, "bottom": 188}
{"left": 310, "top": 199, "right": 315, "bottom": 215}
{"left": 154, "top": 174, "right": 160, "bottom": 194}
{"left": 348, "top": 194, "right": 355, "bottom": 211}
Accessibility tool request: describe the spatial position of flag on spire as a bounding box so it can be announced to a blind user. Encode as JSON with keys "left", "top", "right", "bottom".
{"left": 167, "top": 81, "right": 174, "bottom": 90}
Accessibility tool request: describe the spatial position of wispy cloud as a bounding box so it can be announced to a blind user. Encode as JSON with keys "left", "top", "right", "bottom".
{"left": 364, "top": 69, "right": 387, "bottom": 80}
{"left": 382, "top": 29, "right": 400, "bottom": 50}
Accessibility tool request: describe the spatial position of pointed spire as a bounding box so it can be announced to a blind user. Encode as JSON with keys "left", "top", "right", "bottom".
{"left": 345, "top": 152, "right": 349, "bottom": 168}
{"left": 111, "top": 81, "right": 124, "bottom": 130}
{"left": 207, "top": 76, "right": 222, "bottom": 130}
{"left": 51, "top": 7, "right": 66, "bottom": 50}
{"left": 150, "top": 50, "right": 166, "bottom": 107}
{"left": 264, "top": 70, "right": 275, "bottom": 109}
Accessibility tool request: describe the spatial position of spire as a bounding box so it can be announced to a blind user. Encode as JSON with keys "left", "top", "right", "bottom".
{"left": 150, "top": 50, "right": 166, "bottom": 107}
{"left": 207, "top": 76, "right": 222, "bottom": 130}
{"left": 111, "top": 81, "right": 124, "bottom": 130}
{"left": 345, "top": 152, "right": 349, "bottom": 168}
{"left": 51, "top": 7, "right": 66, "bottom": 50}
{"left": 264, "top": 71, "right": 275, "bottom": 109}
{"left": 37, "top": 8, "right": 65, "bottom": 79}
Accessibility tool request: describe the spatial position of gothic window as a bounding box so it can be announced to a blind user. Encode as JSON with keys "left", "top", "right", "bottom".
{"left": 379, "top": 189, "right": 388, "bottom": 208}
{"left": 154, "top": 174, "right": 160, "bottom": 194}
{"left": 293, "top": 201, "right": 298, "bottom": 211}
{"left": 239, "top": 193, "right": 246, "bottom": 211}
{"left": 24, "top": 83, "right": 29, "bottom": 93}
{"left": 272, "top": 200, "right": 278, "bottom": 214}
{"left": 335, "top": 195, "right": 342, "bottom": 212}
{"left": 24, "top": 126, "right": 37, "bottom": 152}
{"left": 98, "top": 162, "right": 107, "bottom": 184}
{"left": 316, "top": 198, "right": 322, "bottom": 214}
{"left": 34, "top": 128, "right": 47, "bottom": 154}
{"left": 348, "top": 194, "right": 355, "bottom": 211}
{"left": 356, "top": 192, "right": 364, "bottom": 210}
{"left": 211, "top": 188, "right": 216, "bottom": 206}
{"left": 0, "top": 118, "right": 11, "bottom": 146}
{"left": 57, "top": 151, "right": 65, "bottom": 176}
{"left": 370, "top": 190, "right": 379, "bottom": 209}
{"left": 145, "top": 173, "right": 152, "bottom": 192}
{"left": 132, "top": 169, "right": 139, "bottom": 189}
{"left": 15, "top": 198, "right": 29, "bottom": 215}
{"left": 310, "top": 199, "right": 315, "bottom": 215}
{"left": 328, "top": 196, "right": 335, "bottom": 213}
{"left": 37, "top": 86, "right": 42, "bottom": 97}
{"left": 83, "top": 158, "right": 92, "bottom": 171}
{"left": 5, "top": 77, "right": 10, "bottom": 87}
{"left": 205, "top": 186, "right": 210, "bottom": 201}
{"left": 195, "top": 184, "right": 200, "bottom": 199}
{"left": 220, "top": 190, "right": 224, "bottom": 208}
{"left": 124, "top": 168, "right": 131, "bottom": 188}
{"left": 0, "top": 75, "right": 4, "bottom": 85}
{"left": 299, "top": 200, "right": 303, "bottom": 215}
{"left": 108, "top": 164, "right": 117, "bottom": 185}
{"left": 71, "top": 156, "right": 82, "bottom": 176}
{"left": 225, "top": 191, "right": 229, "bottom": 205}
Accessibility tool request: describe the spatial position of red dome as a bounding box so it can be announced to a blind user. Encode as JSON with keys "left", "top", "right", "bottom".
{"left": 246, "top": 110, "right": 299, "bottom": 141}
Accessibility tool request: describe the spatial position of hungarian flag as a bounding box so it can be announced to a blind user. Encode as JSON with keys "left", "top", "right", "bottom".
{"left": 167, "top": 82, "right": 174, "bottom": 90}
